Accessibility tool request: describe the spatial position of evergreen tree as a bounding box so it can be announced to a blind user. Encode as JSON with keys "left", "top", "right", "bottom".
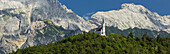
{"left": 142, "top": 34, "right": 147, "bottom": 42}
{"left": 10, "top": 32, "right": 170, "bottom": 54}
{"left": 157, "top": 35, "right": 161, "bottom": 42}
{"left": 128, "top": 32, "right": 134, "bottom": 38}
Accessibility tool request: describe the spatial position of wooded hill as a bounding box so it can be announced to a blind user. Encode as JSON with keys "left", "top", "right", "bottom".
{"left": 10, "top": 32, "right": 170, "bottom": 54}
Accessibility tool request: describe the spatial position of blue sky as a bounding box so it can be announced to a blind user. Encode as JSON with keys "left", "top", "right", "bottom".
{"left": 58, "top": 0, "right": 170, "bottom": 19}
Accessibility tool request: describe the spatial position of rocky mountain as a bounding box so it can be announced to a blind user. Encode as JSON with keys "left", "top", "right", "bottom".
{"left": 89, "top": 3, "right": 170, "bottom": 33}
{"left": 0, "top": 0, "right": 96, "bottom": 53}
{"left": 0, "top": 0, "right": 170, "bottom": 54}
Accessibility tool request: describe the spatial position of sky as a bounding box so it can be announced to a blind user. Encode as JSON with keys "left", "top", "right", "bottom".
{"left": 58, "top": 0, "right": 170, "bottom": 20}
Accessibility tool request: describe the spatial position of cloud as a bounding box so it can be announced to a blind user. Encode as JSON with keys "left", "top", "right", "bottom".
{"left": 83, "top": 12, "right": 95, "bottom": 21}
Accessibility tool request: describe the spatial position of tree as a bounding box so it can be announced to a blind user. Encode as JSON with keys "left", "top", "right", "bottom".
{"left": 142, "top": 34, "right": 147, "bottom": 42}
{"left": 10, "top": 32, "right": 170, "bottom": 54}
{"left": 128, "top": 32, "right": 134, "bottom": 38}
{"left": 157, "top": 35, "right": 161, "bottom": 42}
{"left": 135, "top": 37, "right": 140, "bottom": 41}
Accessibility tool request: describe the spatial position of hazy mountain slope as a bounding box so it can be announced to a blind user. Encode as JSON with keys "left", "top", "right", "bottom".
{"left": 0, "top": 0, "right": 95, "bottom": 53}
{"left": 89, "top": 3, "right": 170, "bottom": 33}
{"left": 91, "top": 26, "right": 170, "bottom": 38}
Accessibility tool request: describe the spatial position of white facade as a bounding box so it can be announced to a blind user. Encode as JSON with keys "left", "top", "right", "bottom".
{"left": 101, "top": 18, "right": 106, "bottom": 36}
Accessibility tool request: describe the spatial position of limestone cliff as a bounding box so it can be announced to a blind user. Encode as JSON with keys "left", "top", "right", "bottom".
{"left": 0, "top": 0, "right": 96, "bottom": 53}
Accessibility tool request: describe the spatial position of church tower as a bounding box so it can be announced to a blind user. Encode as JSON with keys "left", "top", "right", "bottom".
{"left": 101, "top": 17, "right": 106, "bottom": 36}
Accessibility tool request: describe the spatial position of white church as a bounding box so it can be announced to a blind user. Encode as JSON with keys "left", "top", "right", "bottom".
{"left": 100, "top": 17, "right": 106, "bottom": 36}
{"left": 95, "top": 17, "right": 106, "bottom": 36}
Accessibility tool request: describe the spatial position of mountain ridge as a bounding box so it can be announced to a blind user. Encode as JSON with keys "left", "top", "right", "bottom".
{"left": 89, "top": 3, "right": 170, "bottom": 33}
{"left": 0, "top": 1, "right": 170, "bottom": 54}
{"left": 0, "top": 0, "right": 94, "bottom": 53}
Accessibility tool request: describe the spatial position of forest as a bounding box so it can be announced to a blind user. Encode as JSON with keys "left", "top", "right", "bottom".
{"left": 10, "top": 32, "right": 170, "bottom": 54}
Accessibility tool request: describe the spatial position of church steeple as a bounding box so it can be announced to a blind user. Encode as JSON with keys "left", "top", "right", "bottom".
{"left": 101, "top": 17, "right": 106, "bottom": 36}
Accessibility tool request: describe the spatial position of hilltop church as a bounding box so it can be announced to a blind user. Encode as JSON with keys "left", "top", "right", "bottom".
{"left": 95, "top": 17, "right": 106, "bottom": 36}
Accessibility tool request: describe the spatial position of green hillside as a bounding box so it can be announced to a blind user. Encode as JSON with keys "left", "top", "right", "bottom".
{"left": 10, "top": 32, "right": 170, "bottom": 54}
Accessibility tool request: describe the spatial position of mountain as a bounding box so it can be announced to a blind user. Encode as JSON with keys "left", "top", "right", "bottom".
{"left": 0, "top": 0, "right": 96, "bottom": 53}
{"left": 0, "top": 0, "right": 170, "bottom": 53}
{"left": 89, "top": 3, "right": 170, "bottom": 33}
{"left": 91, "top": 26, "right": 170, "bottom": 38}
{"left": 10, "top": 32, "right": 170, "bottom": 54}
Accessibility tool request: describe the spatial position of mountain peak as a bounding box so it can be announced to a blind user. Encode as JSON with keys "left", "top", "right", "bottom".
{"left": 119, "top": 3, "right": 151, "bottom": 13}
{"left": 120, "top": 3, "right": 145, "bottom": 9}
{"left": 89, "top": 3, "right": 170, "bottom": 33}
{"left": 0, "top": 0, "right": 96, "bottom": 53}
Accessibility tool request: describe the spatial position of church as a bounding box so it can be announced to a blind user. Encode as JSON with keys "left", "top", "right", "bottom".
{"left": 101, "top": 17, "right": 106, "bottom": 36}
{"left": 95, "top": 17, "right": 106, "bottom": 36}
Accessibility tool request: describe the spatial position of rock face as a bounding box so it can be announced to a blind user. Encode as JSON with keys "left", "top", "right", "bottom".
{"left": 0, "top": 0, "right": 170, "bottom": 54}
{"left": 0, "top": 0, "right": 96, "bottom": 53}
{"left": 89, "top": 3, "right": 170, "bottom": 33}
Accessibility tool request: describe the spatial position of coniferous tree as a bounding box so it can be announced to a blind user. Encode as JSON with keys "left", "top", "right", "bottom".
{"left": 142, "top": 34, "right": 147, "bottom": 42}
{"left": 128, "top": 32, "right": 134, "bottom": 38}
{"left": 157, "top": 35, "right": 161, "bottom": 42}
{"left": 10, "top": 32, "right": 170, "bottom": 54}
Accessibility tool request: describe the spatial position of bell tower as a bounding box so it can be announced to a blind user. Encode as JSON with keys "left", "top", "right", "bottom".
{"left": 101, "top": 17, "right": 106, "bottom": 36}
